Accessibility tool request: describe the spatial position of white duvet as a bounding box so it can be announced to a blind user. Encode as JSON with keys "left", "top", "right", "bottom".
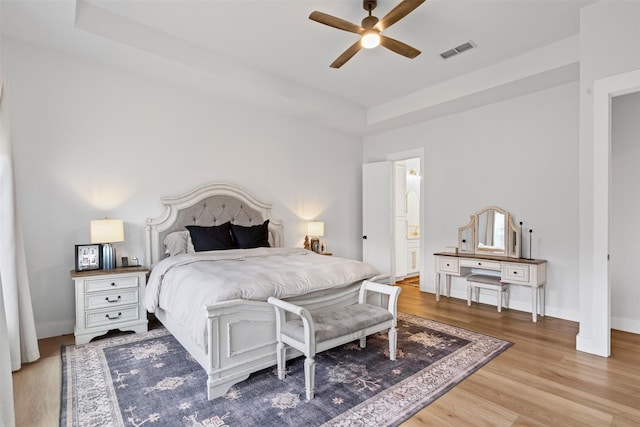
{"left": 144, "top": 247, "right": 379, "bottom": 350}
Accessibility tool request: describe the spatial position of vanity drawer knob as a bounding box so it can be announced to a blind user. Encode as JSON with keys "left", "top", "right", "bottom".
{"left": 110, "top": 282, "right": 116, "bottom": 287}
{"left": 478, "top": 262, "right": 482, "bottom": 266}
{"left": 446, "top": 263, "right": 450, "bottom": 267}
{"left": 512, "top": 271, "right": 518, "bottom": 275}
{"left": 105, "top": 296, "right": 121, "bottom": 303}
{"left": 105, "top": 312, "right": 122, "bottom": 320}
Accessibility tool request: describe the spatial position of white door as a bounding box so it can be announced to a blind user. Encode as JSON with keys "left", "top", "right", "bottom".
{"left": 363, "top": 161, "right": 394, "bottom": 281}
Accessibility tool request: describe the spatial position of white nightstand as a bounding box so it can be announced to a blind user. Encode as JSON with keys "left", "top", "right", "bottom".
{"left": 70, "top": 267, "right": 149, "bottom": 344}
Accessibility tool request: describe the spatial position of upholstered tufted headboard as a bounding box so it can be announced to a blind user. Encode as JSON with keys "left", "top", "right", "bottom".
{"left": 144, "top": 183, "right": 284, "bottom": 267}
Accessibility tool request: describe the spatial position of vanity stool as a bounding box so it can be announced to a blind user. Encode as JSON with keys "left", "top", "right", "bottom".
{"left": 268, "top": 280, "right": 401, "bottom": 400}
{"left": 467, "top": 274, "right": 510, "bottom": 312}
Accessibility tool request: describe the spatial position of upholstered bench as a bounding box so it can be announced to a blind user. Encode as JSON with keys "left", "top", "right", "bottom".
{"left": 467, "top": 274, "right": 510, "bottom": 312}
{"left": 267, "top": 280, "right": 401, "bottom": 400}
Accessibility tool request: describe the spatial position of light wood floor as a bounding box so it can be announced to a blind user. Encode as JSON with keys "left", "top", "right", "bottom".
{"left": 12, "top": 284, "right": 640, "bottom": 426}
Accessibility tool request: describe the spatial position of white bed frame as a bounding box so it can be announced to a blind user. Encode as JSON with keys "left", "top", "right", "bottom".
{"left": 144, "top": 183, "right": 388, "bottom": 400}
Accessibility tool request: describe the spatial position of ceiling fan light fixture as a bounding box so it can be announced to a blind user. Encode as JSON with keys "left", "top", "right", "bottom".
{"left": 309, "top": 0, "right": 425, "bottom": 67}
{"left": 361, "top": 30, "right": 380, "bottom": 49}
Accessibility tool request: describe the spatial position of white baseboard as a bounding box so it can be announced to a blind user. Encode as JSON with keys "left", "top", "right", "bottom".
{"left": 611, "top": 316, "right": 640, "bottom": 334}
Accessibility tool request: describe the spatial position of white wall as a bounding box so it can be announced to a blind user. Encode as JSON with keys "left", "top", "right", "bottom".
{"left": 577, "top": 0, "right": 640, "bottom": 355}
{"left": 364, "top": 82, "right": 580, "bottom": 321}
{"left": 610, "top": 92, "right": 640, "bottom": 333}
{"left": 2, "top": 37, "right": 364, "bottom": 338}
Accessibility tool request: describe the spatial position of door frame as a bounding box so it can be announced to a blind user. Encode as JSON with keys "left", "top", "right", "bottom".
{"left": 387, "top": 148, "right": 425, "bottom": 287}
{"left": 583, "top": 69, "right": 640, "bottom": 357}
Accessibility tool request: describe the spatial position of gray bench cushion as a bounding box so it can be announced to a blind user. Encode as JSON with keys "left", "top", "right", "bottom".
{"left": 467, "top": 274, "right": 502, "bottom": 285}
{"left": 282, "top": 304, "right": 393, "bottom": 343}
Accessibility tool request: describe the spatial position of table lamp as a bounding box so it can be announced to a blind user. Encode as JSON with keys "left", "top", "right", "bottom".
{"left": 306, "top": 221, "right": 324, "bottom": 253}
{"left": 90, "top": 218, "right": 124, "bottom": 269}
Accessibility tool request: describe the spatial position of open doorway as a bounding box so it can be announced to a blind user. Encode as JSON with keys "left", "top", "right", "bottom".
{"left": 584, "top": 69, "right": 640, "bottom": 357}
{"left": 362, "top": 150, "right": 424, "bottom": 286}
{"left": 610, "top": 92, "right": 640, "bottom": 336}
{"left": 393, "top": 157, "right": 421, "bottom": 286}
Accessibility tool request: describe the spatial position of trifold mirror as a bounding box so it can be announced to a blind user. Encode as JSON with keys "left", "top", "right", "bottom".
{"left": 458, "top": 206, "right": 521, "bottom": 258}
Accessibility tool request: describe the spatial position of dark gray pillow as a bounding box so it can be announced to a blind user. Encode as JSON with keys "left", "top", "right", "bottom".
{"left": 186, "top": 223, "right": 236, "bottom": 251}
{"left": 230, "top": 220, "right": 270, "bottom": 249}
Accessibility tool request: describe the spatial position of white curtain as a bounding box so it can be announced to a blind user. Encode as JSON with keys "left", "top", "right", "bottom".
{"left": 0, "top": 77, "right": 41, "bottom": 426}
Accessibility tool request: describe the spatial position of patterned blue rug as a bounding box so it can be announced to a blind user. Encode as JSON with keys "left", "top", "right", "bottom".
{"left": 60, "top": 313, "right": 512, "bottom": 426}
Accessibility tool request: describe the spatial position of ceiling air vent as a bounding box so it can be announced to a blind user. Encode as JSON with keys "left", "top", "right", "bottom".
{"left": 440, "top": 40, "right": 476, "bottom": 59}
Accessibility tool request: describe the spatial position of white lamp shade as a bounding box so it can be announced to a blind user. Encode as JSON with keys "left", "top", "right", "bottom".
{"left": 307, "top": 221, "right": 324, "bottom": 237}
{"left": 90, "top": 219, "right": 124, "bottom": 244}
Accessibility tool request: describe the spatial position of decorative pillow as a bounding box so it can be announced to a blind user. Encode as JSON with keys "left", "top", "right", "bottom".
{"left": 164, "top": 231, "right": 193, "bottom": 256}
{"left": 186, "top": 223, "right": 237, "bottom": 252}
{"left": 230, "top": 220, "right": 270, "bottom": 249}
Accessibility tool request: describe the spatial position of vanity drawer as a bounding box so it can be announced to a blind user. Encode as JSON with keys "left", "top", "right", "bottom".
{"left": 460, "top": 259, "right": 501, "bottom": 271}
{"left": 436, "top": 257, "right": 459, "bottom": 274}
{"left": 85, "top": 306, "right": 140, "bottom": 328}
{"left": 502, "top": 263, "right": 530, "bottom": 283}
{"left": 85, "top": 288, "right": 139, "bottom": 310}
{"left": 84, "top": 275, "right": 139, "bottom": 293}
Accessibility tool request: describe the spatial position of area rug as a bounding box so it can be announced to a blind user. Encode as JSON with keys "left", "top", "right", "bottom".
{"left": 60, "top": 313, "right": 512, "bottom": 427}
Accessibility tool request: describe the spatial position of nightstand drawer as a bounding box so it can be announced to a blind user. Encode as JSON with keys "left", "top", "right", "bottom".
{"left": 85, "top": 306, "right": 140, "bottom": 328}
{"left": 460, "top": 259, "right": 501, "bottom": 270}
{"left": 85, "top": 288, "right": 139, "bottom": 310}
{"left": 437, "top": 257, "right": 459, "bottom": 274}
{"left": 84, "top": 275, "right": 138, "bottom": 293}
{"left": 502, "top": 264, "right": 530, "bottom": 283}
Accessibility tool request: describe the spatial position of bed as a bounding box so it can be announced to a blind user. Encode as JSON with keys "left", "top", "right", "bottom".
{"left": 143, "top": 183, "right": 388, "bottom": 400}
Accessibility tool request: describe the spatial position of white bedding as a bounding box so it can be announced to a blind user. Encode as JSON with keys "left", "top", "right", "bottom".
{"left": 144, "top": 247, "right": 379, "bottom": 350}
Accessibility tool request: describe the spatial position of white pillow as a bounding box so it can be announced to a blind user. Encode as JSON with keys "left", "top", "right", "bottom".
{"left": 163, "top": 231, "right": 195, "bottom": 256}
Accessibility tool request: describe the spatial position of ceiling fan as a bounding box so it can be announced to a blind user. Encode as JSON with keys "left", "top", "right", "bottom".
{"left": 309, "top": 0, "right": 425, "bottom": 68}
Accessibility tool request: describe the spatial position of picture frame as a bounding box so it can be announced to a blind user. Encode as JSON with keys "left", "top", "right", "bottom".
{"left": 75, "top": 244, "right": 102, "bottom": 272}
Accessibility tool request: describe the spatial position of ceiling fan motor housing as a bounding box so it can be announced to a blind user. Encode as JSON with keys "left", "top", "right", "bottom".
{"left": 362, "top": 15, "right": 380, "bottom": 29}
{"left": 363, "top": 0, "right": 377, "bottom": 12}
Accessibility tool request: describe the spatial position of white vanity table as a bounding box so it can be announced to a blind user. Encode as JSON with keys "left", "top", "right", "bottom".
{"left": 434, "top": 206, "right": 548, "bottom": 322}
{"left": 434, "top": 252, "right": 547, "bottom": 321}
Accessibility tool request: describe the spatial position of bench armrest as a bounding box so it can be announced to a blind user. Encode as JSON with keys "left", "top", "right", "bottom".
{"left": 267, "top": 296, "right": 307, "bottom": 317}
{"left": 268, "top": 296, "right": 316, "bottom": 349}
{"left": 358, "top": 280, "right": 401, "bottom": 320}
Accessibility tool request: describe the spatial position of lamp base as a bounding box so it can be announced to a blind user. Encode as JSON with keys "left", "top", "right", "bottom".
{"left": 102, "top": 243, "right": 116, "bottom": 269}
{"left": 310, "top": 237, "right": 320, "bottom": 253}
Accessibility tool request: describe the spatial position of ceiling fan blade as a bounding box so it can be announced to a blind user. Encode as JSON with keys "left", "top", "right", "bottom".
{"left": 309, "top": 11, "right": 364, "bottom": 35}
{"left": 379, "top": 35, "right": 421, "bottom": 59}
{"left": 376, "top": 0, "right": 425, "bottom": 32}
{"left": 330, "top": 41, "right": 363, "bottom": 68}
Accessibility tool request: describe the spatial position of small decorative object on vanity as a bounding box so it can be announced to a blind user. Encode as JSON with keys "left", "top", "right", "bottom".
{"left": 90, "top": 218, "right": 124, "bottom": 270}
{"left": 71, "top": 267, "right": 149, "bottom": 344}
{"left": 435, "top": 206, "right": 547, "bottom": 322}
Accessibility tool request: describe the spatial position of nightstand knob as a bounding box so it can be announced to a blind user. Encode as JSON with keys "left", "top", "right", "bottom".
{"left": 105, "top": 296, "right": 121, "bottom": 303}
{"left": 106, "top": 312, "right": 122, "bottom": 320}
{"left": 110, "top": 282, "right": 116, "bottom": 287}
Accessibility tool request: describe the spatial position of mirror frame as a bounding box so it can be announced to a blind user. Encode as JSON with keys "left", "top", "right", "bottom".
{"left": 458, "top": 206, "right": 521, "bottom": 258}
